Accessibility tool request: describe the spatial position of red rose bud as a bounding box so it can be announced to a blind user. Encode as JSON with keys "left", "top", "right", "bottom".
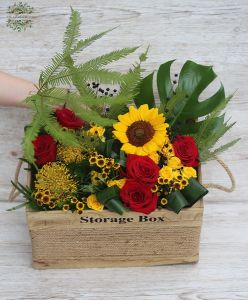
{"left": 126, "top": 154, "right": 159, "bottom": 188}
{"left": 55, "top": 107, "right": 85, "bottom": 129}
{"left": 32, "top": 134, "right": 57, "bottom": 165}
{"left": 172, "top": 135, "right": 199, "bottom": 167}
{"left": 120, "top": 179, "right": 158, "bottom": 214}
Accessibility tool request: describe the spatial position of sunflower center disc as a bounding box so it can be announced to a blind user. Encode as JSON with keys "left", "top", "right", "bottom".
{"left": 126, "top": 120, "right": 155, "bottom": 147}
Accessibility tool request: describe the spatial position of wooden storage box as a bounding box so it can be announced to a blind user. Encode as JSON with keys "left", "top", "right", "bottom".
{"left": 26, "top": 200, "right": 203, "bottom": 269}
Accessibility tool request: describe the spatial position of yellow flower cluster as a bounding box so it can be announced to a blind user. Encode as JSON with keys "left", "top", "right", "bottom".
{"left": 161, "top": 143, "right": 175, "bottom": 158}
{"left": 107, "top": 178, "right": 126, "bottom": 189}
{"left": 88, "top": 123, "right": 105, "bottom": 142}
{"left": 87, "top": 194, "right": 104, "bottom": 211}
{"left": 156, "top": 141, "right": 197, "bottom": 192}
{"left": 89, "top": 152, "right": 120, "bottom": 184}
{"left": 34, "top": 189, "right": 56, "bottom": 209}
{"left": 62, "top": 194, "right": 104, "bottom": 213}
{"left": 61, "top": 196, "right": 86, "bottom": 214}
{"left": 35, "top": 162, "right": 77, "bottom": 202}
{"left": 75, "top": 201, "right": 85, "bottom": 214}
{"left": 158, "top": 162, "right": 197, "bottom": 191}
{"left": 57, "top": 145, "right": 85, "bottom": 164}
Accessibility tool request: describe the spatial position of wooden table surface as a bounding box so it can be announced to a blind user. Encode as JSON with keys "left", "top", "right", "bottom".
{"left": 0, "top": 1, "right": 247, "bottom": 299}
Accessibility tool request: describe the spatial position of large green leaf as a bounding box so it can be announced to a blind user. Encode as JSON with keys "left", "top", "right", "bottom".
{"left": 157, "top": 60, "right": 175, "bottom": 106}
{"left": 134, "top": 72, "right": 155, "bottom": 108}
{"left": 135, "top": 59, "right": 238, "bottom": 162}
{"left": 176, "top": 61, "right": 226, "bottom": 119}
{"left": 136, "top": 60, "right": 226, "bottom": 126}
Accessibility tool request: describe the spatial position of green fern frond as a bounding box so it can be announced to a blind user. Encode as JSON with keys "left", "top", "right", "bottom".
{"left": 39, "top": 87, "right": 70, "bottom": 105}
{"left": 211, "top": 138, "right": 241, "bottom": 157}
{"left": 193, "top": 95, "right": 239, "bottom": 162}
{"left": 39, "top": 52, "right": 67, "bottom": 91}
{"left": 200, "top": 138, "right": 240, "bottom": 161}
{"left": 58, "top": 66, "right": 125, "bottom": 87}
{"left": 81, "top": 47, "right": 139, "bottom": 71}
{"left": 22, "top": 113, "right": 43, "bottom": 163}
{"left": 39, "top": 27, "right": 116, "bottom": 91}
{"left": 106, "top": 64, "right": 142, "bottom": 118}
{"left": 120, "top": 66, "right": 141, "bottom": 97}
{"left": 63, "top": 7, "right": 81, "bottom": 52}
{"left": 47, "top": 68, "right": 73, "bottom": 87}
{"left": 67, "top": 98, "right": 115, "bottom": 126}
{"left": 40, "top": 88, "right": 91, "bottom": 108}
{"left": 80, "top": 68, "right": 124, "bottom": 84}
{"left": 71, "top": 27, "right": 116, "bottom": 54}
{"left": 22, "top": 9, "right": 142, "bottom": 163}
{"left": 44, "top": 116, "right": 80, "bottom": 146}
{"left": 204, "top": 120, "right": 236, "bottom": 150}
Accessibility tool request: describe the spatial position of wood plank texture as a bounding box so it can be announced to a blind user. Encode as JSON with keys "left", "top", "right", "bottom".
{"left": 0, "top": 0, "right": 248, "bottom": 299}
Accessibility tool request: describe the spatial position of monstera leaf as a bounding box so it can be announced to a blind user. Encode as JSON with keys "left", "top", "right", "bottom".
{"left": 176, "top": 61, "right": 226, "bottom": 119}
{"left": 135, "top": 60, "right": 239, "bottom": 161}
{"left": 135, "top": 60, "right": 226, "bottom": 133}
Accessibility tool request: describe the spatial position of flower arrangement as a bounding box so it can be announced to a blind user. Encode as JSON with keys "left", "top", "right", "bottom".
{"left": 10, "top": 8, "right": 239, "bottom": 215}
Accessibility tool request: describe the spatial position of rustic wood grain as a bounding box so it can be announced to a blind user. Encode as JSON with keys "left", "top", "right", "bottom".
{"left": 0, "top": 0, "right": 248, "bottom": 299}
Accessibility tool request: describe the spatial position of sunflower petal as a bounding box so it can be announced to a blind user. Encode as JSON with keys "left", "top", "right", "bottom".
{"left": 149, "top": 116, "right": 166, "bottom": 126}
{"left": 153, "top": 132, "right": 167, "bottom": 146}
{"left": 143, "top": 141, "right": 158, "bottom": 153}
{"left": 138, "top": 104, "right": 150, "bottom": 120}
{"left": 121, "top": 143, "right": 137, "bottom": 154}
{"left": 113, "top": 122, "right": 128, "bottom": 132}
{"left": 118, "top": 113, "right": 132, "bottom": 126}
{"left": 113, "top": 131, "right": 129, "bottom": 143}
{"left": 145, "top": 108, "right": 160, "bottom": 121}
{"left": 128, "top": 106, "right": 140, "bottom": 122}
{"left": 135, "top": 147, "right": 147, "bottom": 156}
{"left": 153, "top": 123, "right": 169, "bottom": 131}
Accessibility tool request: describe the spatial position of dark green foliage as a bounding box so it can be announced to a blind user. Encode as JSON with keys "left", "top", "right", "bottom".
{"left": 134, "top": 72, "right": 155, "bottom": 108}
{"left": 167, "top": 178, "right": 208, "bottom": 214}
{"left": 7, "top": 180, "right": 43, "bottom": 212}
{"left": 192, "top": 97, "right": 240, "bottom": 161}
{"left": 135, "top": 60, "right": 239, "bottom": 162}
{"left": 67, "top": 160, "right": 91, "bottom": 184}
{"left": 96, "top": 186, "right": 127, "bottom": 215}
{"left": 157, "top": 60, "right": 175, "bottom": 106}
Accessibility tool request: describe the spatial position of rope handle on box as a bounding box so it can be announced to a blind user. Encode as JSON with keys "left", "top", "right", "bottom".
{"left": 203, "top": 155, "right": 236, "bottom": 193}
{"left": 8, "top": 160, "right": 31, "bottom": 202}
{"left": 8, "top": 155, "right": 235, "bottom": 202}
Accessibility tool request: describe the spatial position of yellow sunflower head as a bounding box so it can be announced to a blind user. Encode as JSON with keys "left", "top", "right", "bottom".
{"left": 113, "top": 104, "right": 169, "bottom": 156}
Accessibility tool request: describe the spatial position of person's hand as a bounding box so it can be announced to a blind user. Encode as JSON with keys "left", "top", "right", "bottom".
{"left": 0, "top": 71, "right": 37, "bottom": 108}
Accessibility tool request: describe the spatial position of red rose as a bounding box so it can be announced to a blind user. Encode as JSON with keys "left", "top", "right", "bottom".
{"left": 120, "top": 179, "right": 158, "bottom": 214}
{"left": 172, "top": 135, "right": 199, "bottom": 167}
{"left": 55, "top": 107, "right": 85, "bottom": 129}
{"left": 126, "top": 154, "right": 159, "bottom": 188}
{"left": 32, "top": 134, "right": 56, "bottom": 165}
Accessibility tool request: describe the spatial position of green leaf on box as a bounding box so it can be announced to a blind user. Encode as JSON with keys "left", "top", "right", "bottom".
{"left": 167, "top": 190, "right": 189, "bottom": 214}
{"left": 96, "top": 186, "right": 127, "bottom": 215}
{"left": 181, "top": 178, "right": 208, "bottom": 206}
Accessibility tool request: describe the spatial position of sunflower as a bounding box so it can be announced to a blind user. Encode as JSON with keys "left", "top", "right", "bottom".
{"left": 113, "top": 104, "right": 169, "bottom": 155}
